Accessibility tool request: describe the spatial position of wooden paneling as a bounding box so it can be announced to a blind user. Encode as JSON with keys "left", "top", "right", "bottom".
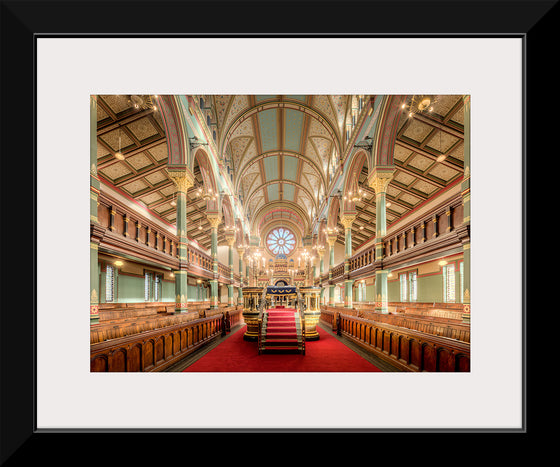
{"left": 90, "top": 310, "right": 242, "bottom": 372}
{"left": 114, "top": 212, "right": 124, "bottom": 235}
{"left": 320, "top": 306, "right": 470, "bottom": 372}
{"left": 98, "top": 204, "right": 110, "bottom": 228}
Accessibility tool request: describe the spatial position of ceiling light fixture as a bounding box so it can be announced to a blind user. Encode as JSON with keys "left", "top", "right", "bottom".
{"left": 114, "top": 129, "right": 124, "bottom": 160}
{"left": 128, "top": 94, "right": 158, "bottom": 112}
{"left": 403, "top": 95, "right": 439, "bottom": 119}
{"left": 436, "top": 128, "right": 447, "bottom": 162}
{"left": 195, "top": 184, "right": 218, "bottom": 201}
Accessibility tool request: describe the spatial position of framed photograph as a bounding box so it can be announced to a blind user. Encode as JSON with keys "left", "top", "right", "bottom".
{"left": 1, "top": 0, "right": 551, "bottom": 461}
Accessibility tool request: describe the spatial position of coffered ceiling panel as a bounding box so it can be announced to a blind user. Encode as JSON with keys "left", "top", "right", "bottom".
{"left": 99, "top": 162, "right": 132, "bottom": 181}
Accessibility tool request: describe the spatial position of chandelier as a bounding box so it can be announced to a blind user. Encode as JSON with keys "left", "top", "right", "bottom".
{"left": 402, "top": 95, "right": 439, "bottom": 118}
{"left": 323, "top": 226, "right": 339, "bottom": 235}
{"left": 343, "top": 187, "right": 364, "bottom": 203}
{"left": 194, "top": 184, "right": 218, "bottom": 201}
{"left": 128, "top": 94, "right": 158, "bottom": 111}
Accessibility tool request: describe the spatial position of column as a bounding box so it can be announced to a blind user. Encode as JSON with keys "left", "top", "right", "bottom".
{"left": 237, "top": 247, "right": 245, "bottom": 306}
{"left": 340, "top": 214, "right": 356, "bottom": 308}
{"left": 168, "top": 169, "right": 194, "bottom": 313}
{"left": 461, "top": 95, "right": 471, "bottom": 324}
{"left": 317, "top": 246, "right": 325, "bottom": 304}
{"left": 90, "top": 95, "right": 100, "bottom": 325}
{"left": 326, "top": 233, "right": 337, "bottom": 306}
{"left": 311, "top": 257, "right": 316, "bottom": 286}
{"left": 369, "top": 168, "right": 394, "bottom": 314}
{"left": 207, "top": 214, "right": 221, "bottom": 309}
{"left": 225, "top": 232, "right": 236, "bottom": 306}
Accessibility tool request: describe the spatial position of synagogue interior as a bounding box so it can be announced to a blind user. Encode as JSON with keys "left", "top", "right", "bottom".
{"left": 90, "top": 93, "right": 471, "bottom": 373}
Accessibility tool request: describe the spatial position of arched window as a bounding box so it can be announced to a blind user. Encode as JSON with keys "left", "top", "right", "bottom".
{"left": 266, "top": 227, "right": 296, "bottom": 256}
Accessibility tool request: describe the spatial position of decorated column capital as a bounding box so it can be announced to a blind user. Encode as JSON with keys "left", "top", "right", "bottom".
{"left": 326, "top": 233, "right": 338, "bottom": 247}
{"left": 340, "top": 214, "right": 356, "bottom": 230}
{"left": 168, "top": 169, "right": 195, "bottom": 193}
{"left": 207, "top": 214, "right": 222, "bottom": 229}
{"left": 367, "top": 168, "right": 394, "bottom": 194}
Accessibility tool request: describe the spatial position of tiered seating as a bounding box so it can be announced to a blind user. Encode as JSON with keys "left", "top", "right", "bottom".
{"left": 91, "top": 302, "right": 241, "bottom": 344}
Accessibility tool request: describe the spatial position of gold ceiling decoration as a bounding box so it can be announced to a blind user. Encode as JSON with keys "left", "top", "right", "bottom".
{"left": 402, "top": 95, "right": 439, "bottom": 118}
{"left": 128, "top": 94, "right": 158, "bottom": 111}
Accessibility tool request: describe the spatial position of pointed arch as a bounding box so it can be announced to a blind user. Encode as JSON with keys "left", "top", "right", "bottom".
{"left": 158, "top": 95, "right": 189, "bottom": 168}
{"left": 372, "top": 95, "right": 406, "bottom": 167}
{"left": 342, "top": 149, "right": 369, "bottom": 214}
{"left": 327, "top": 195, "right": 340, "bottom": 230}
{"left": 221, "top": 194, "right": 235, "bottom": 228}
{"left": 192, "top": 147, "right": 220, "bottom": 214}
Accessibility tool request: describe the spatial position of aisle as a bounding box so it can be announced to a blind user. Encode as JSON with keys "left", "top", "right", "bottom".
{"left": 182, "top": 324, "right": 382, "bottom": 372}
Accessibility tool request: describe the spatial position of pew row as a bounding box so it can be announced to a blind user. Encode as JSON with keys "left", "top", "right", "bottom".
{"left": 90, "top": 308, "right": 243, "bottom": 372}
{"left": 321, "top": 307, "right": 470, "bottom": 372}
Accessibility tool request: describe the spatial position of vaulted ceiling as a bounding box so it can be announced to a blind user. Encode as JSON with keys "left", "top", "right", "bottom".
{"left": 217, "top": 95, "right": 341, "bottom": 233}
{"left": 96, "top": 94, "right": 465, "bottom": 253}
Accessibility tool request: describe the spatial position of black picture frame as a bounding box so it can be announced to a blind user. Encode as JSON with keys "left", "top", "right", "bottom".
{"left": 1, "top": 0, "right": 554, "bottom": 462}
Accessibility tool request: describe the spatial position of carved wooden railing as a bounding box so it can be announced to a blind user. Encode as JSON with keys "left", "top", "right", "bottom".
{"left": 320, "top": 307, "right": 470, "bottom": 372}
{"left": 187, "top": 246, "right": 213, "bottom": 272}
{"left": 296, "top": 288, "right": 306, "bottom": 355}
{"left": 318, "top": 194, "right": 468, "bottom": 286}
{"left": 257, "top": 287, "right": 267, "bottom": 354}
{"left": 331, "top": 263, "right": 344, "bottom": 281}
{"left": 94, "top": 194, "right": 238, "bottom": 284}
{"left": 218, "top": 262, "right": 230, "bottom": 279}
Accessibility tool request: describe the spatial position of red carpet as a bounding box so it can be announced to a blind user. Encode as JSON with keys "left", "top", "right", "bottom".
{"left": 183, "top": 323, "right": 382, "bottom": 372}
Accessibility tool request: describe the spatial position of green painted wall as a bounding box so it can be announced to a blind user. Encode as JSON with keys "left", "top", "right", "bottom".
{"left": 99, "top": 271, "right": 200, "bottom": 304}
{"left": 361, "top": 268, "right": 463, "bottom": 304}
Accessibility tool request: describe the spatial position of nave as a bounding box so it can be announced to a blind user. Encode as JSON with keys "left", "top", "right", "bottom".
{"left": 165, "top": 314, "right": 401, "bottom": 373}
{"left": 90, "top": 93, "right": 471, "bottom": 373}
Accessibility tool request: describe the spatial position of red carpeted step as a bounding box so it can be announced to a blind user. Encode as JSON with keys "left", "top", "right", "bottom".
{"left": 264, "top": 340, "right": 298, "bottom": 345}
{"left": 261, "top": 309, "right": 301, "bottom": 353}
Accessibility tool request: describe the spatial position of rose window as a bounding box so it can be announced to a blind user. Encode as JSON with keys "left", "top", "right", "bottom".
{"left": 266, "top": 228, "right": 296, "bottom": 255}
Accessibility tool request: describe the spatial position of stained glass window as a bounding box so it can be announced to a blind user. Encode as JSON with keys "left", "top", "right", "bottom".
{"left": 266, "top": 228, "right": 296, "bottom": 255}
{"left": 106, "top": 265, "right": 114, "bottom": 302}
{"left": 443, "top": 264, "right": 455, "bottom": 303}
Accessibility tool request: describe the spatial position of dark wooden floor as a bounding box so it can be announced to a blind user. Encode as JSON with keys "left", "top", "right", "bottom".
{"left": 165, "top": 322, "right": 402, "bottom": 372}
